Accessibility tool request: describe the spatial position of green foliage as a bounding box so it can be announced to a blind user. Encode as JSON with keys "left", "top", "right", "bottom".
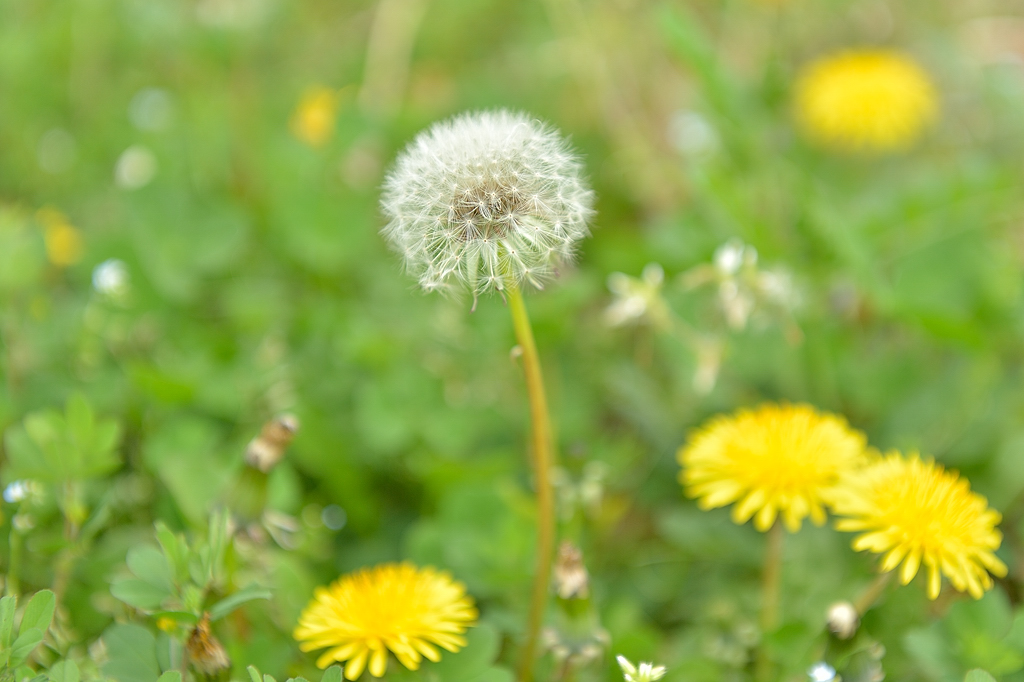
{"left": 2, "top": 394, "right": 120, "bottom": 485}
{"left": 0, "top": 590, "right": 56, "bottom": 674}
{"left": 111, "top": 512, "right": 270, "bottom": 621}
{"left": 101, "top": 624, "right": 162, "bottom": 682}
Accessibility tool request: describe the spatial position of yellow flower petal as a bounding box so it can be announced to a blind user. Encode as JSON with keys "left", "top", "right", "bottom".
{"left": 344, "top": 650, "right": 368, "bottom": 681}
{"left": 368, "top": 649, "right": 387, "bottom": 678}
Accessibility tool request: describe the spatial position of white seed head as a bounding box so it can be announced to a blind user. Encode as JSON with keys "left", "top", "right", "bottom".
{"left": 381, "top": 110, "right": 594, "bottom": 297}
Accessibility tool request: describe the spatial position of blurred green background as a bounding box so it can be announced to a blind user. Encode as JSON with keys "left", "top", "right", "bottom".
{"left": 2, "top": 0, "right": 1024, "bottom": 681}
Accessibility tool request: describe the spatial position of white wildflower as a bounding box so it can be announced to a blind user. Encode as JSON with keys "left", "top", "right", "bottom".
{"left": 92, "top": 259, "right": 130, "bottom": 298}
{"left": 808, "top": 662, "right": 838, "bottom": 682}
{"left": 380, "top": 110, "right": 594, "bottom": 297}
{"left": 3, "top": 480, "right": 42, "bottom": 504}
{"left": 616, "top": 655, "right": 666, "bottom": 682}
{"left": 605, "top": 263, "right": 670, "bottom": 328}
{"left": 713, "top": 239, "right": 756, "bottom": 276}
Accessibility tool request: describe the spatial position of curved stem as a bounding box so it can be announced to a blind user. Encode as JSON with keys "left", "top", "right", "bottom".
{"left": 508, "top": 287, "right": 556, "bottom": 682}
{"left": 757, "top": 521, "right": 784, "bottom": 682}
{"left": 854, "top": 572, "right": 892, "bottom": 616}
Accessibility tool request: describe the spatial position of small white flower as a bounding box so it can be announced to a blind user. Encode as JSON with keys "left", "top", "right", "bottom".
{"left": 616, "top": 655, "right": 666, "bottom": 682}
{"left": 714, "top": 239, "right": 756, "bottom": 276}
{"left": 605, "top": 263, "right": 670, "bottom": 328}
{"left": 92, "top": 259, "right": 130, "bottom": 298}
{"left": 381, "top": 110, "right": 594, "bottom": 297}
{"left": 114, "top": 145, "right": 157, "bottom": 189}
{"left": 3, "top": 480, "right": 41, "bottom": 504}
{"left": 808, "top": 662, "right": 838, "bottom": 682}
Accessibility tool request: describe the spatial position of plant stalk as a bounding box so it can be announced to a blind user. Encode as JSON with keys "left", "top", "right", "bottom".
{"left": 757, "top": 521, "right": 784, "bottom": 682}
{"left": 854, "top": 572, "right": 893, "bottom": 615}
{"left": 507, "top": 287, "right": 556, "bottom": 682}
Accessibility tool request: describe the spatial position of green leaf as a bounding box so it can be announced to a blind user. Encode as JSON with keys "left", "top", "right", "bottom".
{"left": 151, "top": 611, "right": 198, "bottom": 626}
{"left": 156, "top": 672, "right": 182, "bottom": 682}
{"left": 4, "top": 412, "right": 63, "bottom": 482}
{"left": 9, "top": 627, "right": 43, "bottom": 667}
{"left": 965, "top": 672, "right": 997, "bottom": 682}
{"left": 101, "top": 623, "right": 160, "bottom": 682}
{"left": 207, "top": 584, "right": 272, "bottom": 621}
{"left": 319, "top": 666, "right": 343, "bottom": 682}
{"left": 1, "top": 595, "right": 16, "bottom": 648}
{"left": 111, "top": 578, "right": 171, "bottom": 611}
{"left": 48, "top": 660, "right": 81, "bottom": 682}
{"left": 154, "top": 523, "right": 189, "bottom": 584}
{"left": 264, "top": 675, "right": 278, "bottom": 682}
{"left": 65, "top": 393, "right": 94, "bottom": 447}
{"left": 247, "top": 666, "right": 263, "bottom": 682}
{"left": 20, "top": 590, "right": 56, "bottom": 635}
{"left": 3, "top": 397, "right": 121, "bottom": 483}
{"left": 126, "top": 545, "right": 175, "bottom": 592}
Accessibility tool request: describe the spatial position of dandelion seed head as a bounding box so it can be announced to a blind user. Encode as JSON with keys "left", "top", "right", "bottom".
{"left": 381, "top": 110, "right": 594, "bottom": 297}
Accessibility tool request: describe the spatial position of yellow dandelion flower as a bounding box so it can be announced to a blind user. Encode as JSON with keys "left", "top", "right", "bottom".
{"left": 290, "top": 86, "right": 342, "bottom": 148}
{"left": 37, "top": 207, "right": 83, "bottom": 266}
{"left": 832, "top": 452, "right": 1007, "bottom": 600}
{"left": 794, "top": 50, "right": 937, "bottom": 152}
{"left": 294, "top": 562, "right": 478, "bottom": 680}
{"left": 678, "top": 403, "right": 868, "bottom": 532}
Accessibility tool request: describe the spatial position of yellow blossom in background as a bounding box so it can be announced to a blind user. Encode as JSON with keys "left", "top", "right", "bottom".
{"left": 679, "top": 403, "right": 868, "bottom": 532}
{"left": 290, "top": 86, "right": 342, "bottom": 148}
{"left": 294, "top": 562, "right": 478, "bottom": 680}
{"left": 37, "top": 207, "right": 83, "bottom": 266}
{"left": 832, "top": 452, "right": 1007, "bottom": 599}
{"left": 794, "top": 50, "right": 937, "bottom": 152}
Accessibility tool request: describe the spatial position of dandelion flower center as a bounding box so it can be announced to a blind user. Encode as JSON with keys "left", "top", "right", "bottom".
{"left": 833, "top": 452, "right": 1007, "bottom": 599}
{"left": 380, "top": 110, "right": 594, "bottom": 296}
{"left": 678, "top": 404, "right": 868, "bottom": 532}
{"left": 294, "top": 562, "right": 478, "bottom": 680}
{"left": 794, "top": 50, "right": 937, "bottom": 152}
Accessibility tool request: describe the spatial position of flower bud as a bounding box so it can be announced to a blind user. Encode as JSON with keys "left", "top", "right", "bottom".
{"left": 826, "top": 600, "right": 859, "bottom": 639}
{"left": 187, "top": 614, "right": 231, "bottom": 682}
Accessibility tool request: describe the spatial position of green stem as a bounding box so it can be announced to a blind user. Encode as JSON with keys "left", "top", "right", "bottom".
{"left": 853, "top": 572, "right": 892, "bottom": 615}
{"left": 508, "top": 287, "right": 556, "bottom": 682}
{"left": 6, "top": 525, "right": 21, "bottom": 597}
{"left": 757, "top": 521, "right": 784, "bottom": 682}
